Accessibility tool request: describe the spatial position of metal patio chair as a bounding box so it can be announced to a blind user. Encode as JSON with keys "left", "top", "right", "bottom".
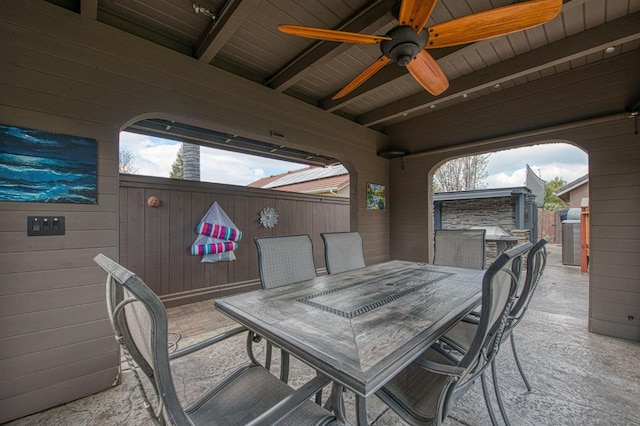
{"left": 255, "top": 234, "right": 318, "bottom": 383}
{"left": 440, "top": 239, "right": 547, "bottom": 425}
{"left": 375, "top": 242, "right": 532, "bottom": 426}
{"left": 321, "top": 231, "right": 366, "bottom": 274}
{"left": 95, "top": 253, "right": 336, "bottom": 426}
{"left": 433, "top": 228, "right": 486, "bottom": 270}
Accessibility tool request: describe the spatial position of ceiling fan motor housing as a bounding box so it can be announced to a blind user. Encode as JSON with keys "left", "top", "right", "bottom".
{"left": 381, "top": 26, "right": 428, "bottom": 66}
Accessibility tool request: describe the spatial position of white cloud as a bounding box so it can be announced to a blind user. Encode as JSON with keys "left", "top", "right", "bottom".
{"left": 119, "top": 131, "right": 306, "bottom": 185}
{"left": 119, "top": 132, "right": 180, "bottom": 178}
{"left": 484, "top": 143, "right": 588, "bottom": 188}
{"left": 199, "top": 148, "right": 306, "bottom": 185}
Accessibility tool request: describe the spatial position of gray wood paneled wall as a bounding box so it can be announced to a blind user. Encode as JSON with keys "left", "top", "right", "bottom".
{"left": 119, "top": 175, "right": 350, "bottom": 306}
{"left": 0, "top": 1, "right": 388, "bottom": 421}
{"left": 0, "top": 134, "right": 120, "bottom": 420}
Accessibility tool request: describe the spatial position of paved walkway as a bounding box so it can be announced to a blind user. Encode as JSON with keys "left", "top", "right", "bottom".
{"left": 8, "top": 244, "right": 640, "bottom": 425}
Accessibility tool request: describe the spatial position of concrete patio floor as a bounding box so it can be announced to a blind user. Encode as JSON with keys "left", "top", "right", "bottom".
{"left": 8, "top": 244, "right": 640, "bottom": 425}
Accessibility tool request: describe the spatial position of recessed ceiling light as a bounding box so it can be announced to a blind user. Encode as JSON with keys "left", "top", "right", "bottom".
{"left": 494, "top": 83, "right": 501, "bottom": 89}
{"left": 462, "top": 93, "right": 468, "bottom": 98}
{"left": 604, "top": 46, "right": 616, "bottom": 54}
{"left": 430, "top": 104, "right": 436, "bottom": 109}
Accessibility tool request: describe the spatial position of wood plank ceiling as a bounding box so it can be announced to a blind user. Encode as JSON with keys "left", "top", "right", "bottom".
{"left": 51, "top": 0, "right": 640, "bottom": 152}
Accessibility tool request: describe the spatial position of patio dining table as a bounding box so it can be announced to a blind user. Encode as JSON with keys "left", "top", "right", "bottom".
{"left": 214, "top": 260, "right": 485, "bottom": 425}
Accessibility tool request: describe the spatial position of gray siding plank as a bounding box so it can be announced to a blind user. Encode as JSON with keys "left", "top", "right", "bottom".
{"left": 0, "top": 267, "right": 105, "bottom": 295}
{"left": 1, "top": 353, "right": 116, "bottom": 400}
{"left": 0, "top": 367, "right": 118, "bottom": 424}
{"left": 0, "top": 284, "right": 104, "bottom": 317}
{"left": 0, "top": 336, "right": 116, "bottom": 381}
{"left": 1, "top": 301, "right": 107, "bottom": 338}
{"left": 1, "top": 319, "right": 114, "bottom": 359}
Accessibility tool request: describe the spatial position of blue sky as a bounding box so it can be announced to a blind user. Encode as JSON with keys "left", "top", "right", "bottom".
{"left": 120, "top": 131, "right": 588, "bottom": 187}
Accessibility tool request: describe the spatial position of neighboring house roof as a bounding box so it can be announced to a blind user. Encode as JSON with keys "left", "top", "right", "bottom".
{"left": 248, "top": 165, "right": 349, "bottom": 195}
{"left": 554, "top": 174, "right": 589, "bottom": 197}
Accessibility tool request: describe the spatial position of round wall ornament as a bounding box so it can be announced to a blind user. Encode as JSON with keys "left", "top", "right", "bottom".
{"left": 259, "top": 207, "right": 279, "bottom": 228}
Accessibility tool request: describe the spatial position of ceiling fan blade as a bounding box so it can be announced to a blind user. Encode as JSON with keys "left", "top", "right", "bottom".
{"left": 332, "top": 56, "right": 391, "bottom": 100}
{"left": 398, "top": 0, "right": 438, "bottom": 33}
{"left": 426, "top": 0, "right": 562, "bottom": 48}
{"left": 406, "top": 51, "right": 449, "bottom": 96}
{"left": 278, "top": 25, "right": 391, "bottom": 44}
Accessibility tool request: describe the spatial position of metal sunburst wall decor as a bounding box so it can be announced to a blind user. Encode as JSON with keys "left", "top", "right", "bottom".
{"left": 259, "top": 207, "right": 279, "bottom": 229}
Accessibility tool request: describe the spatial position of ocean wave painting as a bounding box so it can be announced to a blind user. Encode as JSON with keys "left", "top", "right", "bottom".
{"left": 0, "top": 124, "right": 97, "bottom": 203}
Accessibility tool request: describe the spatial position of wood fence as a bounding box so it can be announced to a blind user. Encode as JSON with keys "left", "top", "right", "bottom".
{"left": 120, "top": 175, "right": 349, "bottom": 306}
{"left": 537, "top": 209, "right": 562, "bottom": 243}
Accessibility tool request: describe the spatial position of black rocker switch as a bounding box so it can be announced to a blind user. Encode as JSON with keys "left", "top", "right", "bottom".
{"left": 28, "top": 216, "right": 65, "bottom": 236}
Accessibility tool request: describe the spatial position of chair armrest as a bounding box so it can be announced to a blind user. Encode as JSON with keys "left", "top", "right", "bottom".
{"left": 462, "top": 312, "right": 480, "bottom": 324}
{"left": 413, "top": 356, "right": 465, "bottom": 377}
{"left": 245, "top": 374, "right": 333, "bottom": 426}
{"left": 169, "top": 326, "right": 247, "bottom": 360}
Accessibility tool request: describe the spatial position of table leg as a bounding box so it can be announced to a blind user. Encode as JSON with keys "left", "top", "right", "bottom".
{"left": 355, "top": 395, "right": 368, "bottom": 426}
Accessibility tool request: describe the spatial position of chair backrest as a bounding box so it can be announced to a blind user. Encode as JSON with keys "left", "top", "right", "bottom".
{"left": 94, "top": 253, "right": 189, "bottom": 425}
{"left": 254, "top": 234, "right": 317, "bottom": 289}
{"left": 433, "top": 229, "right": 486, "bottom": 270}
{"left": 457, "top": 242, "right": 533, "bottom": 379}
{"left": 509, "top": 238, "right": 548, "bottom": 325}
{"left": 321, "top": 231, "right": 366, "bottom": 274}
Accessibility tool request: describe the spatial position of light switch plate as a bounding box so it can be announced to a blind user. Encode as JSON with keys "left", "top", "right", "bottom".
{"left": 27, "top": 216, "right": 65, "bottom": 236}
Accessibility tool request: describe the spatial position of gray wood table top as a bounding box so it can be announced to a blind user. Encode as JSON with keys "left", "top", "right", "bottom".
{"left": 215, "top": 260, "right": 484, "bottom": 397}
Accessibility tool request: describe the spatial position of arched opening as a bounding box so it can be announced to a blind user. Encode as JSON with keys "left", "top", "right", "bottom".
{"left": 431, "top": 142, "right": 588, "bottom": 246}
{"left": 116, "top": 118, "right": 352, "bottom": 306}
{"left": 428, "top": 140, "right": 590, "bottom": 316}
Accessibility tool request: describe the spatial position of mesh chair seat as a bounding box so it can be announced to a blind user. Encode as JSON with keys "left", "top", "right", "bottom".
{"left": 378, "top": 348, "right": 455, "bottom": 424}
{"left": 321, "top": 232, "right": 366, "bottom": 274}
{"left": 187, "top": 365, "right": 333, "bottom": 426}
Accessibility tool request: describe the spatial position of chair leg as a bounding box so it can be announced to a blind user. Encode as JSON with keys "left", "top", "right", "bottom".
{"left": 481, "top": 372, "right": 500, "bottom": 426}
{"left": 265, "top": 342, "right": 272, "bottom": 370}
{"left": 491, "top": 359, "right": 511, "bottom": 426}
{"left": 280, "top": 349, "right": 290, "bottom": 383}
{"left": 325, "top": 383, "right": 347, "bottom": 424}
{"left": 510, "top": 333, "right": 532, "bottom": 392}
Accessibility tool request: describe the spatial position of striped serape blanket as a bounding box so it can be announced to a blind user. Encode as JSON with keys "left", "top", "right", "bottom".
{"left": 196, "top": 222, "right": 242, "bottom": 241}
{"left": 191, "top": 241, "right": 238, "bottom": 256}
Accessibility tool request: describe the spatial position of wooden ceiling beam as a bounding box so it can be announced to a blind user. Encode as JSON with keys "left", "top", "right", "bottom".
{"left": 267, "top": 0, "right": 396, "bottom": 92}
{"left": 195, "top": 0, "right": 263, "bottom": 63}
{"left": 80, "top": 0, "right": 97, "bottom": 19}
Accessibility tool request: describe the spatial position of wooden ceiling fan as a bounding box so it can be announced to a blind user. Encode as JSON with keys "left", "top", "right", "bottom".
{"left": 278, "top": 0, "right": 562, "bottom": 99}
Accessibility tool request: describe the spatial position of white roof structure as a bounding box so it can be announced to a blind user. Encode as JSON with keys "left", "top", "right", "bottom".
{"left": 263, "top": 165, "right": 347, "bottom": 189}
